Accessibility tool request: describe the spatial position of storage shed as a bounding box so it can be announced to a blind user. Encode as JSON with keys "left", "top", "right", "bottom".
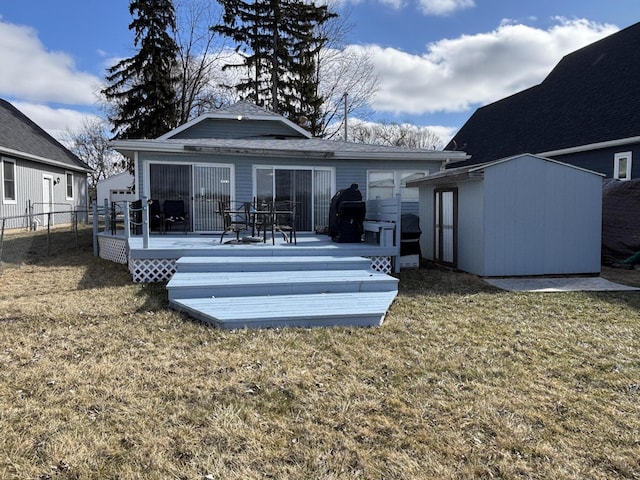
{"left": 407, "top": 154, "right": 604, "bottom": 277}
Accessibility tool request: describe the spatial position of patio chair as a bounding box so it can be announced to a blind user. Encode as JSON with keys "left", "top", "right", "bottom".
{"left": 272, "top": 200, "right": 297, "bottom": 245}
{"left": 148, "top": 199, "right": 164, "bottom": 233}
{"left": 219, "top": 201, "right": 250, "bottom": 243}
{"left": 163, "top": 199, "right": 189, "bottom": 233}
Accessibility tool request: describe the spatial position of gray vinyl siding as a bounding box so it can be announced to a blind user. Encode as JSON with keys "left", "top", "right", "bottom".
{"left": 137, "top": 152, "right": 438, "bottom": 220}
{"left": 1, "top": 155, "right": 88, "bottom": 223}
{"left": 169, "top": 119, "right": 305, "bottom": 140}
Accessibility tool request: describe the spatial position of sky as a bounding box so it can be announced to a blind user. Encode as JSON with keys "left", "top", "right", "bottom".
{"left": 0, "top": 0, "right": 637, "bottom": 146}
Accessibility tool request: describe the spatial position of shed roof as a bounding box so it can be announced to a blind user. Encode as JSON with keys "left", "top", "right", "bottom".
{"left": 407, "top": 153, "right": 604, "bottom": 187}
{"left": 445, "top": 22, "right": 640, "bottom": 165}
{"left": 0, "top": 98, "right": 91, "bottom": 172}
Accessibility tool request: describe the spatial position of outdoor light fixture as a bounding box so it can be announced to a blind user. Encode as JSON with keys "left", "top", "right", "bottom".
{"left": 53, "top": 177, "right": 60, "bottom": 185}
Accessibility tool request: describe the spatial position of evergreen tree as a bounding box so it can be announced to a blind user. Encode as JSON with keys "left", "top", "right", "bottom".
{"left": 213, "top": 0, "right": 336, "bottom": 133}
{"left": 103, "top": 0, "right": 179, "bottom": 139}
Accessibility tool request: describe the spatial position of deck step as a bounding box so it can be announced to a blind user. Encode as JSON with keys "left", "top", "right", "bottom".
{"left": 170, "top": 291, "right": 398, "bottom": 329}
{"left": 175, "top": 255, "right": 372, "bottom": 273}
{"left": 167, "top": 269, "right": 398, "bottom": 300}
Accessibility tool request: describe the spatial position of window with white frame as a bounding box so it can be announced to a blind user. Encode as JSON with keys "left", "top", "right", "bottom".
{"left": 614, "top": 152, "right": 632, "bottom": 180}
{"left": 2, "top": 158, "right": 16, "bottom": 203}
{"left": 367, "top": 170, "right": 428, "bottom": 201}
{"left": 65, "top": 171, "right": 74, "bottom": 199}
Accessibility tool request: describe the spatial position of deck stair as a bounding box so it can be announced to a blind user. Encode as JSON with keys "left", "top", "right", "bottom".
{"left": 167, "top": 255, "right": 398, "bottom": 329}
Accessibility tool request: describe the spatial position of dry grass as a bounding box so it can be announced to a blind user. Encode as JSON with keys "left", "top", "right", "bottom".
{"left": 1, "top": 239, "right": 639, "bottom": 479}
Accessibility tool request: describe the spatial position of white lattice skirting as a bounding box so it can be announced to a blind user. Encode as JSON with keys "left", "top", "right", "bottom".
{"left": 367, "top": 256, "right": 392, "bottom": 273}
{"left": 98, "top": 236, "right": 128, "bottom": 264}
{"left": 129, "top": 258, "right": 177, "bottom": 283}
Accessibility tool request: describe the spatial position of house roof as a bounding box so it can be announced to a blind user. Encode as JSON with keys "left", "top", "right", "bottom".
{"left": 113, "top": 101, "right": 469, "bottom": 163}
{"left": 158, "top": 101, "right": 312, "bottom": 140}
{"left": 445, "top": 22, "right": 640, "bottom": 166}
{"left": 0, "top": 98, "right": 91, "bottom": 172}
{"left": 406, "top": 153, "right": 604, "bottom": 187}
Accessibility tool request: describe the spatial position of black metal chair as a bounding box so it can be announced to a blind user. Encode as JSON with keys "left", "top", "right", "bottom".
{"left": 219, "top": 201, "right": 250, "bottom": 243}
{"left": 148, "top": 199, "right": 164, "bottom": 233}
{"left": 271, "top": 200, "right": 297, "bottom": 245}
{"left": 163, "top": 199, "right": 189, "bottom": 233}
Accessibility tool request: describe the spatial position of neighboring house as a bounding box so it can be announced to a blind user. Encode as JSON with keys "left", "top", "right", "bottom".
{"left": 446, "top": 21, "right": 640, "bottom": 180}
{"left": 111, "top": 102, "right": 468, "bottom": 233}
{"left": 408, "top": 154, "right": 603, "bottom": 277}
{"left": 0, "top": 98, "right": 91, "bottom": 227}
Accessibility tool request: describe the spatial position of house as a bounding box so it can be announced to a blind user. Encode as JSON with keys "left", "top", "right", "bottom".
{"left": 110, "top": 102, "right": 468, "bottom": 234}
{"left": 407, "top": 154, "right": 603, "bottom": 277}
{"left": 0, "top": 98, "right": 91, "bottom": 227}
{"left": 445, "top": 22, "right": 640, "bottom": 181}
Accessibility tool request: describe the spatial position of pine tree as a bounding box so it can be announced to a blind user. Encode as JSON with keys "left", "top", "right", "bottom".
{"left": 103, "top": 0, "right": 179, "bottom": 139}
{"left": 213, "top": 0, "right": 336, "bottom": 134}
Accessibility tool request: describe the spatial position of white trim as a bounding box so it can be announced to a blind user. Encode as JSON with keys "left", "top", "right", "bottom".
{"left": 157, "top": 112, "right": 313, "bottom": 140}
{"left": 538, "top": 136, "right": 640, "bottom": 157}
{"left": 2, "top": 157, "right": 17, "bottom": 204}
{"left": 0, "top": 145, "right": 91, "bottom": 173}
{"left": 613, "top": 151, "right": 632, "bottom": 180}
{"left": 366, "top": 169, "right": 428, "bottom": 201}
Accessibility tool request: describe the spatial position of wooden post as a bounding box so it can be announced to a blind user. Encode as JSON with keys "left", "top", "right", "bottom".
{"left": 142, "top": 197, "right": 149, "bottom": 249}
{"left": 103, "top": 199, "right": 109, "bottom": 233}
{"left": 124, "top": 201, "right": 131, "bottom": 240}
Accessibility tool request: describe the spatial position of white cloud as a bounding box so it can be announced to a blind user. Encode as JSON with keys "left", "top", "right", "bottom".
{"left": 353, "top": 18, "right": 619, "bottom": 116}
{"left": 418, "top": 0, "right": 474, "bottom": 16}
{"left": 12, "top": 102, "right": 100, "bottom": 142}
{"left": 0, "top": 20, "right": 101, "bottom": 106}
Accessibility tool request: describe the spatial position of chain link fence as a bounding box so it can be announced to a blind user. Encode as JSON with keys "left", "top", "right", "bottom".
{"left": 0, "top": 207, "right": 97, "bottom": 273}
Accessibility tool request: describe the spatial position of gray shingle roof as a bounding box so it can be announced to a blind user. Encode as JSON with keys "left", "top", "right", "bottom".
{"left": 0, "top": 98, "right": 90, "bottom": 171}
{"left": 445, "top": 21, "right": 640, "bottom": 166}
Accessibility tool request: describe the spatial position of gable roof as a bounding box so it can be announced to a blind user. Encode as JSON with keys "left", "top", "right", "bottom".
{"left": 113, "top": 101, "right": 470, "bottom": 163}
{"left": 445, "top": 22, "right": 640, "bottom": 165}
{"left": 0, "top": 98, "right": 91, "bottom": 172}
{"left": 158, "top": 101, "right": 312, "bottom": 140}
{"left": 407, "top": 153, "right": 604, "bottom": 187}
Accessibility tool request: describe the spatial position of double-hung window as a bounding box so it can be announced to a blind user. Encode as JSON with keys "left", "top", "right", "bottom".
{"left": 65, "top": 171, "right": 74, "bottom": 200}
{"left": 614, "top": 152, "right": 632, "bottom": 180}
{"left": 2, "top": 158, "right": 16, "bottom": 203}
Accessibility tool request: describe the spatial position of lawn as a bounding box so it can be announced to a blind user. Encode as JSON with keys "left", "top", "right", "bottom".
{"left": 0, "top": 238, "right": 639, "bottom": 479}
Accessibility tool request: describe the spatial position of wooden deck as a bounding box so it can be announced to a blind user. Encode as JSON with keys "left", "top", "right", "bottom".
{"left": 125, "top": 233, "right": 399, "bottom": 260}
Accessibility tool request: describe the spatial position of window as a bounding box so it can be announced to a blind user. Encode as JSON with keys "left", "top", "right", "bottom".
{"left": 614, "top": 152, "right": 632, "bottom": 180}
{"left": 2, "top": 158, "right": 16, "bottom": 203}
{"left": 367, "top": 170, "right": 428, "bottom": 201}
{"left": 65, "top": 172, "right": 74, "bottom": 199}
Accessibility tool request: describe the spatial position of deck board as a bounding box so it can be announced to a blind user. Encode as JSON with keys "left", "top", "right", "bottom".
{"left": 171, "top": 291, "right": 398, "bottom": 329}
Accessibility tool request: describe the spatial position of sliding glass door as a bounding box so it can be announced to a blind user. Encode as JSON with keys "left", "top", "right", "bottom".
{"left": 255, "top": 167, "right": 334, "bottom": 232}
{"left": 148, "top": 163, "right": 233, "bottom": 232}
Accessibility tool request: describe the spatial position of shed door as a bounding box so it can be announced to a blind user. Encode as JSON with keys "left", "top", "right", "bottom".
{"left": 434, "top": 188, "right": 457, "bottom": 266}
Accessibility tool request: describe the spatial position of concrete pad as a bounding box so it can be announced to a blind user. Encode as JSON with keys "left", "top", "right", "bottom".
{"left": 484, "top": 276, "right": 640, "bottom": 292}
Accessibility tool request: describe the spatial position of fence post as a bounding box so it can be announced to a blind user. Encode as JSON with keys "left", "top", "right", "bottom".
{"left": 124, "top": 201, "right": 131, "bottom": 240}
{"left": 142, "top": 197, "right": 149, "bottom": 249}
{"left": 47, "top": 212, "right": 52, "bottom": 256}
{"left": 0, "top": 218, "right": 5, "bottom": 265}
{"left": 93, "top": 202, "right": 99, "bottom": 256}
